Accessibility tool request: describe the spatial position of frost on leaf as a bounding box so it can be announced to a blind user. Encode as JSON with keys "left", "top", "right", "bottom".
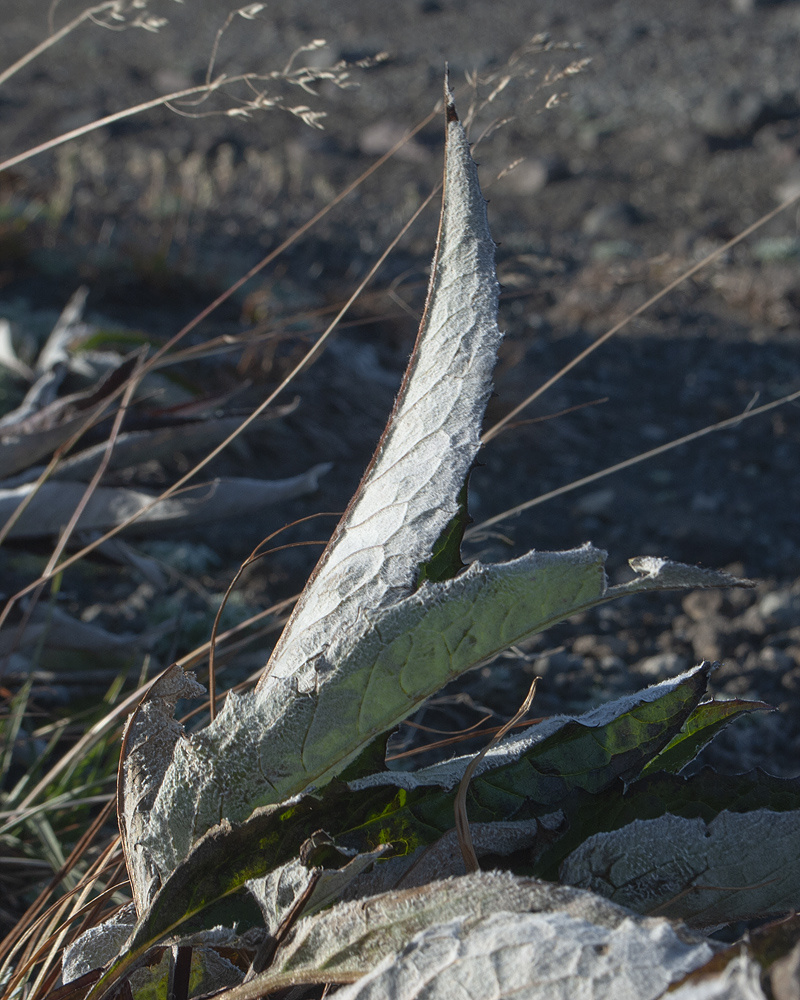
{"left": 560, "top": 808, "right": 800, "bottom": 927}
{"left": 113, "top": 79, "right": 752, "bottom": 927}
{"left": 256, "top": 75, "right": 502, "bottom": 688}
{"left": 118, "top": 664, "right": 206, "bottom": 912}
{"left": 330, "top": 913, "right": 709, "bottom": 1000}
{"left": 132, "top": 80, "right": 506, "bottom": 879}
{"left": 218, "top": 872, "right": 714, "bottom": 1000}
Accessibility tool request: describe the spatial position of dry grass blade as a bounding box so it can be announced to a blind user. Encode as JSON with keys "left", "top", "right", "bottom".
{"left": 0, "top": 3, "right": 119, "bottom": 89}
{"left": 470, "top": 388, "right": 800, "bottom": 536}
{"left": 206, "top": 514, "right": 338, "bottom": 720}
{"left": 454, "top": 677, "right": 538, "bottom": 873}
{"left": 0, "top": 797, "right": 117, "bottom": 977}
{"left": 482, "top": 186, "right": 800, "bottom": 444}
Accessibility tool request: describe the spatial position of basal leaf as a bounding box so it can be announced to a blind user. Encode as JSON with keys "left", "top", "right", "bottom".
{"left": 534, "top": 768, "right": 800, "bottom": 880}
{"left": 349, "top": 662, "right": 713, "bottom": 800}
{"left": 138, "top": 551, "right": 746, "bottom": 888}
{"left": 641, "top": 698, "right": 773, "bottom": 776}
{"left": 101, "top": 665, "right": 710, "bottom": 980}
{"left": 206, "top": 872, "right": 713, "bottom": 1000}
{"left": 559, "top": 806, "right": 800, "bottom": 927}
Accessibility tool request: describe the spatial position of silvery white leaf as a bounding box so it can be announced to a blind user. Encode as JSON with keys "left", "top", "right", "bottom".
{"left": 0, "top": 409, "right": 296, "bottom": 487}
{"left": 62, "top": 904, "right": 137, "bottom": 982}
{"left": 142, "top": 545, "right": 747, "bottom": 882}
{"left": 560, "top": 809, "right": 800, "bottom": 927}
{"left": 217, "top": 871, "right": 714, "bottom": 1000}
{"left": 246, "top": 846, "right": 388, "bottom": 936}
{"left": 0, "top": 467, "right": 330, "bottom": 539}
{"left": 247, "top": 857, "right": 315, "bottom": 935}
{"left": 0, "top": 318, "right": 34, "bottom": 381}
{"left": 0, "top": 602, "right": 141, "bottom": 656}
{"left": 331, "top": 912, "right": 710, "bottom": 1000}
{"left": 36, "top": 286, "right": 89, "bottom": 375}
{"left": 118, "top": 83, "right": 750, "bottom": 916}
{"left": 139, "top": 545, "right": 604, "bottom": 878}
{"left": 256, "top": 76, "right": 501, "bottom": 694}
{"left": 303, "top": 845, "right": 391, "bottom": 916}
{"left": 118, "top": 665, "right": 207, "bottom": 913}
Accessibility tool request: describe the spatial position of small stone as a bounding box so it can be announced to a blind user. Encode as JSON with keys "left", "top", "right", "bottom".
{"left": 759, "top": 589, "right": 800, "bottom": 627}
{"left": 359, "top": 121, "right": 430, "bottom": 164}
{"left": 688, "top": 620, "right": 724, "bottom": 663}
{"left": 758, "top": 645, "right": 794, "bottom": 673}
{"left": 582, "top": 201, "right": 643, "bottom": 237}
{"left": 571, "top": 487, "right": 616, "bottom": 517}
{"left": 682, "top": 589, "right": 724, "bottom": 622}
{"left": 635, "top": 652, "right": 689, "bottom": 678}
{"left": 496, "top": 156, "right": 570, "bottom": 196}
{"left": 694, "top": 86, "right": 766, "bottom": 140}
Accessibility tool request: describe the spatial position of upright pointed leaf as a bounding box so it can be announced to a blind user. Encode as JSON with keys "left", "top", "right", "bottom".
{"left": 257, "top": 76, "right": 501, "bottom": 689}
{"left": 111, "top": 80, "right": 752, "bottom": 939}
{"left": 132, "top": 83, "right": 504, "bottom": 882}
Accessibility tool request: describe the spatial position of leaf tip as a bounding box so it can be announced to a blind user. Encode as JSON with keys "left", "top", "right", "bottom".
{"left": 444, "top": 66, "right": 458, "bottom": 123}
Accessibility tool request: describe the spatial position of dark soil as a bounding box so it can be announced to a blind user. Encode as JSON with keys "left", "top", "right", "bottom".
{"left": 1, "top": 0, "right": 799, "bottom": 783}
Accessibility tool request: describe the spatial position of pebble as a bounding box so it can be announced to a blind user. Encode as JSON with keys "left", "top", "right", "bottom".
{"left": 581, "top": 201, "right": 643, "bottom": 238}
{"left": 758, "top": 589, "right": 800, "bottom": 627}
{"left": 358, "top": 121, "right": 430, "bottom": 163}
{"left": 693, "top": 86, "right": 767, "bottom": 140}
{"left": 635, "top": 651, "right": 690, "bottom": 678}
{"left": 495, "top": 156, "right": 570, "bottom": 196}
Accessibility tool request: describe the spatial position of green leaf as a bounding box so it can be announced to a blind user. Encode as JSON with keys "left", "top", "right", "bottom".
{"left": 91, "top": 665, "right": 711, "bottom": 990}
{"left": 340, "top": 663, "right": 713, "bottom": 845}
{"left": 415, "top": 480, "right": 469, "bottom": 586}
{"left": 560, "top": 804, "right": 800, "bottom": 927}
{"left": 533, "top": 768, "right": 800, "bottom": 880}
{"left": 641, "top": 698, "right": 773, "bottom": 776}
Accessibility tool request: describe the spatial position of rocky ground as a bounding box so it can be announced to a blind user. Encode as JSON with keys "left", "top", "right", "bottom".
{"left": 0, "top": 0, "right": 799, "bottom": 785}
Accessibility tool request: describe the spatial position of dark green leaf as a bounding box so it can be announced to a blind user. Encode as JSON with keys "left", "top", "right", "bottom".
{"left": 533, "top": 767, "right": 800, "bottom": 880}
{"left": 89, "top": 665, "right": 713, "bottom": 1000}
{"left": 641, "top": 697, "right": 773, "bottom": 776}
{"left": 415, "top": 480, "right": 470, "bottom": 586}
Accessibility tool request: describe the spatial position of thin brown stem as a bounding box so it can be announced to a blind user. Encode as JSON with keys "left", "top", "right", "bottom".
{"left": 454, "top": 677, "right": 538, "bottom": 873}
{"left": 470, "top": 388, "right": 800, "bottom": 536}
{"left": 207, "top": 537, "right": 329, "bottom": 720}
{"left": 0, "top": 3, "right": 117, "bottom": 89}
{"left": 482, "top": 187, "right": 800, "bottom": 444}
